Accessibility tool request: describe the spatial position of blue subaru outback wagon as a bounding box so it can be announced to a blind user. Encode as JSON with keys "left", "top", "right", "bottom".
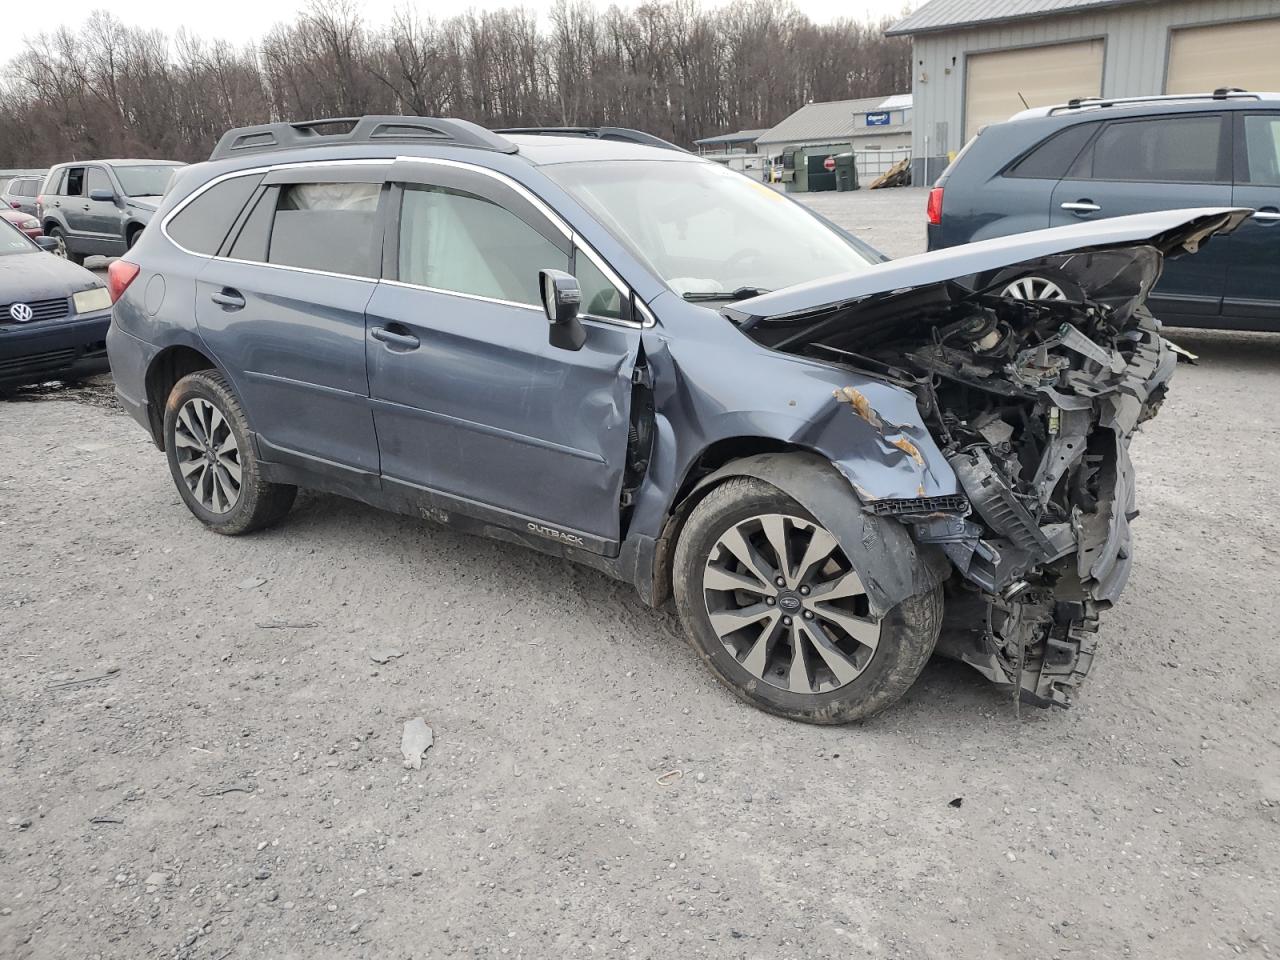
{"left": 106, "top": 116, "right": 1247, "bottom": 722}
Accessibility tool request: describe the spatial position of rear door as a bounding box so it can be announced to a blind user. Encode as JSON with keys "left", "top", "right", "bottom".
{"left": 1226, "top": 111, "right": 1280, "bottom": 328}
{"left": 1049, "top": 112, "right": 1233, "bottom": 319}
{"left": 364, "top": 159, "right": 639, "bottom": 554}
{"left": 60, "top": 166, "right": 90, "bottom": 240}
{"left": 193, "top": 164, "right": 388, "bottom": 480}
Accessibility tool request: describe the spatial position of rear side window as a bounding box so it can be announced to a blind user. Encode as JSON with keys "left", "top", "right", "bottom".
{"left": 1005, "top": 123, "right": 1097, "bottom": 179}
{"left": 44, "top": 170, "right": 65, "bottom": 195}
{"left": 1070, "top": 114, "right": 1227, "bottom": 183}
{"left": 268, "top": 182, "right": 380, "bottom": 277}
{"left": 65, "top": 167, "right": 85, "bottom": 197}
{"left": 398, "top": 184, "right": 568, "bottom": 305}
{"left": 166, "top": 174, "right": 264, "bottom": 255}
{"left": 1242, "top": 114, "right": 1280, "bottom": 186}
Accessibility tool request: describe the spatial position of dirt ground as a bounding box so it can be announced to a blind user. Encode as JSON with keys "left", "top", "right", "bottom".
{"left": 3, "top": 190, "right": 1278, "bottom": 959}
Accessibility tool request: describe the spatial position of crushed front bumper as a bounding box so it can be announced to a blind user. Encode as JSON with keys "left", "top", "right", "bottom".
{"left": 912, "top": 311, "right": 1175, "bottom": 707}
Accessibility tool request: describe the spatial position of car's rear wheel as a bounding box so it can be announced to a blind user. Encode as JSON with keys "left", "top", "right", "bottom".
{"left": 163, "top": 370, "right": 296, "bottom": 535}
{"left": 993, "top": 266, "right": 1084, "bottom": 302}
{"left": 673, "top": 477, "right": 942, "bottom": 724}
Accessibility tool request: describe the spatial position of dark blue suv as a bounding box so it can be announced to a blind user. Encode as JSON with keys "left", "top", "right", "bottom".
{"left": 105, "top": 115, "right": 1245, "bottom": 722}
{"left": 927, "top": 90, "right": 1280, "bottom": 331}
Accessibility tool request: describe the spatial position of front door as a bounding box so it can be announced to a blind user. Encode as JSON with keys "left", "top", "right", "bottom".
{"left": 1049, "top": 112, "right": 1233, "bottom": 320}
{"left": 194, "top": 168, "right": 387, "bottom": 479}
{"left": 364, "top": 162, "right": 639, "bottom": 554}
{"left": 1226, "top": 111, "right": 1280, "bottom": 328}
{"left": 84, "top": 166, "right": 122, "bottom": 254}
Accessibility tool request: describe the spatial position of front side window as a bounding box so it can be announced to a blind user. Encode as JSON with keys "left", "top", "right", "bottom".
{"left": 112, "top": 164, "right": 179, "bottom": 198}
{"left": 545, "top": 159, "right": 876, "bottom": 300}
{"left": 1242, "top": 114, "right": 1280, "bottom": 186}
{"left": 64, "top": 167, "right": 84, "bottom": 197}
{"left": 576, "top": 254, "right": 623, "bottom": 319}
{"left": 1071, "top": 114, "right": 1227, "bottom": 183}
{"left": 268, "top": 181, "right": 381, "bottom": 277}
{"left": 398, "top": 184, "right": 568, "bottom": 306}
{"left": 87, "top": 167, "right": 113, "bottom": 198}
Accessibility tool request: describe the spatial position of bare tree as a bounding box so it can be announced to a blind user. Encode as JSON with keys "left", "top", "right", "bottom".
{"left": 0, "top": 0, "right": 911, "bottom": 166}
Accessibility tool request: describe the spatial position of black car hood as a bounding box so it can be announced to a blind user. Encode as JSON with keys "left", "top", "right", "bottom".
{"left": 723, "top": 207, "right": 1251, "bottom": 326}
{"left": 0, "top": 250, "right": 102, "bottom": 302}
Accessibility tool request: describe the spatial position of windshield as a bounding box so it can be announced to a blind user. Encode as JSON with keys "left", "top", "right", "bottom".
{"left": 545, "top": 160, "right": 877, "bottom": 299}
{"left": 0, "top": 219, "right": 34, "bottom": 256}
{"left": 111, "top": 164, "right": 180, "bottom": 197}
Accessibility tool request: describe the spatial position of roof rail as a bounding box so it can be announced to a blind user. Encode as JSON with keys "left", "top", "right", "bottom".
{"left": 494, "top": 126, "right": 687, "bottom": 152}
{"left": 209, "top": 116, "right": 518, "bottom": 161}
{"left": 1047, "top": 89, "right": 1261, "bottom": 116}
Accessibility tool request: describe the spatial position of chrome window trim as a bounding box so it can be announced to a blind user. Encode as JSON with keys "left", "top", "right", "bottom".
{"left": 380, "top": 278, "right": 542, "bottom": 312}
{"left": 159, "top": 155, "right": 655, "bottom": 328}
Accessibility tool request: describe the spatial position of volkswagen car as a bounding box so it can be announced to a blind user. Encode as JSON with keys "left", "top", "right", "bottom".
{"left": 0, "top": 217, "right": 112, "bottom": 391}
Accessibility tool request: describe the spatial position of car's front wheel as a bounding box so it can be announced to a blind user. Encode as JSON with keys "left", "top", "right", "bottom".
{"left": 673, "top": 477, "right": 942, "bottom": 724}
{"left": 163, "top": 370, "right": 296, "bottom": 535}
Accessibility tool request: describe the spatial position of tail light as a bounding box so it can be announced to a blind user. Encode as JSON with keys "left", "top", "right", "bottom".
{"left": 926, "top": 187, "right": 944, "bottom": 226}
{"left": 107, "top": 259, "right": 141, "bottom": 303}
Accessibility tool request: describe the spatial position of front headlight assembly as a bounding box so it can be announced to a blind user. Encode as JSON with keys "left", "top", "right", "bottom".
{"left": 73, "top": 286, "right": 112, "bottom": 314}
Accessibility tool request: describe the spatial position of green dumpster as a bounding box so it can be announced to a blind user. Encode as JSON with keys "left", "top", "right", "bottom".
{"left": 834, "top": 153, "right": 857, "bottom": 192}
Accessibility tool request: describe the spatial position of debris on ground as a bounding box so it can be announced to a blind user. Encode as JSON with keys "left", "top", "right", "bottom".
{"left": 369, "top": 648, "right": 404, "bottom": 665}
{"left": 237, "top": 577, "right": 267, "bottom": 590}
{"left": 256, "top": 619, "right": 318, "bottom": 629}
{"left": 949, "top": 797, "right": 964, "bottom": 808}
{"left": 400, "top": 718, "right": 433, "bottom": 769}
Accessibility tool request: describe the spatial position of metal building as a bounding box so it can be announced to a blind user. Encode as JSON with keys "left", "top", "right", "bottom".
{"left": 888, "top": 0, "right": 1280, "bottom": 184}
{"left": 754, "top": 94, "right": 912, "bottom": 185}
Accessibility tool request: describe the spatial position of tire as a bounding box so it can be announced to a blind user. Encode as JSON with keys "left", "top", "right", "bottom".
{"left": 673, "top": 476, "right": 942, "bottom": 724}
{"left": 990, "top": 265, "right": 1084, "bottom": 302}
{"left": 126, "top": 226, "right": 142, "bottom": 250}
{"left": 162, "top": 369, "right": 296, "bottom": 535}
{"left": 46, "top": 226, "right": 74, "bottom": 262}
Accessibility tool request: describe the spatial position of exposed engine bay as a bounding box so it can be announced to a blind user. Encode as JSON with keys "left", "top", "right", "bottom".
{"left": 739, "top": 244, "right": 1179, "bottom": 706}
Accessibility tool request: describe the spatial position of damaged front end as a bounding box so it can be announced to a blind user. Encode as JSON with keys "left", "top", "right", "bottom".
{"left": 725, "top": 209, "right": 1249, "bottom": 707}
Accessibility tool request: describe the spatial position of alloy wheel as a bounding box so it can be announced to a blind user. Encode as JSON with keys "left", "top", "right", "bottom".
{"left": 173, "top": 397, "right": 242, "bottom": 514}
{"left": 50, "top": 233, "right": 67, "bottom": 258}
{"left": 1001, "top": 275, "right": 1067, "bottom": 301}
{"left": 702, "top": 513, "right": 882, "bottom": 694}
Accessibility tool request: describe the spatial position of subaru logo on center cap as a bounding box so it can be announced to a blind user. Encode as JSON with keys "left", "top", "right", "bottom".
{"left": 9, "top": 302, "right": 33, "bottom": 323}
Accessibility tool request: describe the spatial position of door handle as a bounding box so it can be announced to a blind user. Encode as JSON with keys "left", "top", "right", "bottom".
{"left": 210, "top": 289, "right": 246, "bottom": 309}
{"left": 1061, "top": 200, "right": 1101, "bottom": 213}
{"left": 1252, "top": 208, "right": 1280, "bottom": 222}
{"left": 82, "top": 204, "right": 90, "bottom": 211}
{"left": 53, "top": 200, "right": 61, "bottom": 207}
{"left": 370, "top": 325, "right": 420, "bottom": 350}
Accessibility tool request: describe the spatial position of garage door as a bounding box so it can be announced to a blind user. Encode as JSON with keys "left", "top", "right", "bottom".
{"left": 1166, "top": 18, "right": 1280, "bottom": 94}
{"left": 965, "top": 40, "right": 1104, "bottom": 141}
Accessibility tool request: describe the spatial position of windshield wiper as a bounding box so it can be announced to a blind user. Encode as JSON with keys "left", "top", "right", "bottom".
{"left": 682, "top": 286, "right": 771, "bottom": 302}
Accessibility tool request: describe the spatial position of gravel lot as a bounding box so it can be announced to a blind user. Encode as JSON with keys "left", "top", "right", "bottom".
{"left": 3, "top": 189, "right": 1278, "bottom": 959}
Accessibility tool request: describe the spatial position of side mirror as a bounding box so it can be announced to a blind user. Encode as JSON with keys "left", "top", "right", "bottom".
{"left": 89, "top": 188, "right": 116, "bottom": 202}
{"left": 35, "top": 236, "right": 58, "bottom": 252}
{"left": 539, "top": 268, "right": 585, "bottom": 351}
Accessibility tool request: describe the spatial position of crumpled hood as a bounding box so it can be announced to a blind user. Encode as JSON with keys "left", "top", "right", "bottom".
{"left": 0, "top": 250, "right": 102, "bottom": 302}
{"left": 724, "top": 207, "right": 1251, "bottom": 326}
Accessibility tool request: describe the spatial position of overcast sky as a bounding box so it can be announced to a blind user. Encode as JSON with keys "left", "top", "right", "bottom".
{"left": 0, "top": 0, "right": 913, "bottom": 65}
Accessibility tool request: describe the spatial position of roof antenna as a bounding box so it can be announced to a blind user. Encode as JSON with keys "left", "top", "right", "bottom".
{"left": 1017, "top": 92, "right": 1030, "bottom": 110}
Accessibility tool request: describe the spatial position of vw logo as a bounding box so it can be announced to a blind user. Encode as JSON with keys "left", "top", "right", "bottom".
{"left": 9, "top": 302, "right": 33, "bottom": 323}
